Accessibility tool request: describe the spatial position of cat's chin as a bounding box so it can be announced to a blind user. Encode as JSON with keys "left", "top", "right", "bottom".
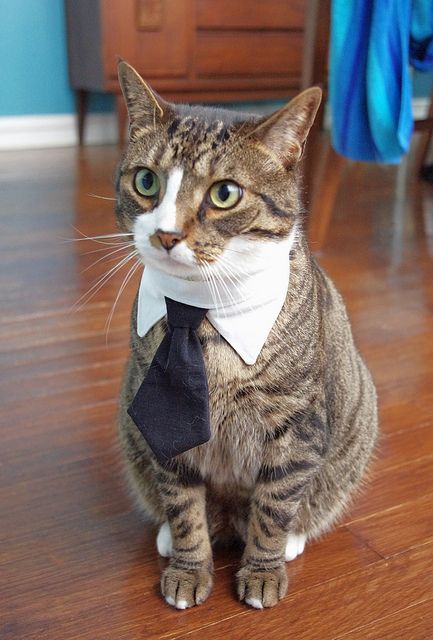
{"left": 139, "top": 252, "right": 204, "bottom": 281}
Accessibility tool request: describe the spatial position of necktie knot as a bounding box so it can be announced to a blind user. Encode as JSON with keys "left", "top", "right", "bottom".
{"left": 165, "top": 297, "right": 208, "bottom": 330}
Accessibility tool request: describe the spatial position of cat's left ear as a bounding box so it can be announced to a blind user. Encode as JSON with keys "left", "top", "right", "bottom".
{"left": 118, "top": 60, "right": 170, "bottom": 134}
{"left": 255, "top": 87, "right": 322, "bottom": 166}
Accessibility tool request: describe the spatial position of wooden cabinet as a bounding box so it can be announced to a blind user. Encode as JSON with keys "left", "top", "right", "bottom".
{"left": 65, "top": 0, "right": 306, "bottom": 143}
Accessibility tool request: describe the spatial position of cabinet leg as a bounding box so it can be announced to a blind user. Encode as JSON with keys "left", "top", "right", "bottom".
{"left": 116, "top": 94, "right": 128, "bottom": 147}
{"left": 76, "top": 89, "right": 88, "bottom": 146}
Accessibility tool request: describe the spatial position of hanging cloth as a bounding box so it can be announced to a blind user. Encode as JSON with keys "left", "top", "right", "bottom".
{"left": 330, "top": 0, "right": 433, "bottom": 164}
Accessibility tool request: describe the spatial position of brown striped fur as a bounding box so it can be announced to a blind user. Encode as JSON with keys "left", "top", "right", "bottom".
{"left": 116, "top": 62, "right": 378, "bottom": 609}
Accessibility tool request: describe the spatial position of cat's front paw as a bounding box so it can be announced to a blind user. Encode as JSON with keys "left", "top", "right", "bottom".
{"left": 161, "top": 562, "right": 213, "bottom": 609}
{"left": 236, "top": 564, "right": 288, "bottom": 609}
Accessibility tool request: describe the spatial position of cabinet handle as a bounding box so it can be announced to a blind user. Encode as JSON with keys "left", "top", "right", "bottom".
{"left": 136, "top": 0, "right": 163, "bottom": 30}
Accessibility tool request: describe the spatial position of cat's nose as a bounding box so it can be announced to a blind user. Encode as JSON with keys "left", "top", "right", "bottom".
{"left": 156, "top": 229, "right": 185, "bottom": 251}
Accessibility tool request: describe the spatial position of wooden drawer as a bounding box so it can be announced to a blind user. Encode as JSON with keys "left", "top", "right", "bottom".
{"left": 196, "top": 0, "right": 305, "bottom": 30}
{"left": 195, "top": 31, "right": 303, "bottom": 78}
{"left": 101, "top": 0, "right": 190, "bottom": 81}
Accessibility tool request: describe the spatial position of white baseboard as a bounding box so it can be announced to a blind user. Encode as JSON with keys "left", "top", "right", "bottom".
{"left": 0, "top": 112, "right": 118, "bottom": 150}
{"left": 0, "top": 98, "right": 430, "bottom": 151}
{"left": 412, "top": 96, "right": 430, "bottom": 120}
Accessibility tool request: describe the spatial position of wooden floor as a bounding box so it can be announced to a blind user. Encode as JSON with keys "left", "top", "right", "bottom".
{"left": 1, "top": 140, "right": 433, "bottom": 640}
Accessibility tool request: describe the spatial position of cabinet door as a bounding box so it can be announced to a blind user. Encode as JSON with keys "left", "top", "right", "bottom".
{"left": 101, "top": 0, "right": 192, "bottom": 83}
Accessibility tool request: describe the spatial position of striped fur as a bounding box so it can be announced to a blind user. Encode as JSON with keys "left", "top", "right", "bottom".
{"left": 116, "top": 62, "right": 378, "bottom": 610}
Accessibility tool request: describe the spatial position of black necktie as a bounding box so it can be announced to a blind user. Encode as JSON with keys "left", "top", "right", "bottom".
{"left": 128, "top": 297, "right": 211, "bottom": 464}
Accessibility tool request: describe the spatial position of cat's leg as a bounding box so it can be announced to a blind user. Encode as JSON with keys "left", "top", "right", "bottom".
{"left": 118, "top": 418, "right": 166, "bottom": 523}
{"left": 237, "top": 409, "right": 328, "bottom": 609}
{"left": 285, "top": 532, "right": 307, "bottom": 561}
{"left": 156, "top": 522, "right": 172, "bottom": 557}
{"left": 154, "top": 459, "right": 213, "bottom": 609}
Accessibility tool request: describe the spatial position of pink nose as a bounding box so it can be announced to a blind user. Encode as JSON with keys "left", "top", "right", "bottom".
{"left": 156, "top": 230, "right": 185, "bottom": 251}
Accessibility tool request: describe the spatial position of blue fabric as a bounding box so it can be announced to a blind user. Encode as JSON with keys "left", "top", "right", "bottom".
{"left": 330, "top": 0, "right": 433, "bottom": 164}
{"left": 411, "top": 0, "right": 433, "bottom": 68}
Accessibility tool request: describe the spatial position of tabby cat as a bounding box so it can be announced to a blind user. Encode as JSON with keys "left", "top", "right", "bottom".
{"left": 116, "top": 61, "right": 378, "bottom": 610}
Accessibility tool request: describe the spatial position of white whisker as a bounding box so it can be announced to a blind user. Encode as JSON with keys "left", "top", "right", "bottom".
{"left": 216, "top": 256, "right": 255, "bottom": 315}
{"left": 79, "top": 242, "right": 135, "bottom": 257}
{"left": 80, "top": 244, "right": 129, "bottom": 256}
{"left": 212, "top": 263, "right": 238, "bottom": 308}
{"left": 217, "top": 254, "right": 250, "bottom": 281}
{"left": 219, "top": 247, "right": 252, "bottom": 257}
{"left": 81, "top": 243, "right": 135, "bottom": 274}
{"left": 216, "top": 263, "right": 241, "bottom": 296}
{"left": 87, "top": 193, "right": 117, "bottom": 201}
{"left": 105, "top": 258, "right": 142, "bottom": 341}
{"left": 73, "top": 250, "right": 138, "bottom": 311}
{"left": 199, "top": 263, "right": 216, "bottom": 311}
{"left": 199, "top": 261, "right": 220, "bottom": 317}
{"left": 62, "top": 236, "right": 127, "bottom": 246}
{"left": 198, "top": 263, "right": 224, "bottom": 346}
{"left": 214, "top": 257, "right": 243, "bottom": 287}
{"left": 206, "top": 262, "right": 226, "bottom": 319}
{"left": 63, "top": 226, "right": 133, "bottom": 245}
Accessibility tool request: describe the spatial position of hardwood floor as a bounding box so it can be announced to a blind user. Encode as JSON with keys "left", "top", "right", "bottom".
{"left": 1, "top": 142, "right": 433, "bottom": 639}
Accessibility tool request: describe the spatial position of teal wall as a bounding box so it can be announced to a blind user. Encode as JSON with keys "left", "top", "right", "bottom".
{"left": 0, "top": 0, "right": 112, "bottom": 116}
{"left": 413, "top": 70, "right": 433, "bottom": 97}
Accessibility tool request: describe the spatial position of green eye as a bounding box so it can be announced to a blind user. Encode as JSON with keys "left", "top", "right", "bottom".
{"left": 209, "top": 181, "right": 242, "bottom": 209}
{"left": 134, "top": 168, "right": 160, "bottom": 197}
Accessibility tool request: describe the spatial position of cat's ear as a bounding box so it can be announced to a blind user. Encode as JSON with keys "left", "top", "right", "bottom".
{"left": 118, "top": 60, "right": 169, "bottom": 133}
{"left": 255, "top": 87, "right": 322, "bottom": 166}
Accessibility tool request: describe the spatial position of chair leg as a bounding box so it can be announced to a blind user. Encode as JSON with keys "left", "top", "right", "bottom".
{"left": 417, "top": 129, "right": 433, "bottom": 177}
{"left": 307, "top": 143, "right": 345, "bottom": 252}
{"left": 415, "top": 87, "right": 433, "bottom": 176}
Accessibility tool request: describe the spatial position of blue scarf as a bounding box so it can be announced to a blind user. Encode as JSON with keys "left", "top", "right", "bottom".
{"left": 330, "top": 0, "right": 433, "bottom": 163}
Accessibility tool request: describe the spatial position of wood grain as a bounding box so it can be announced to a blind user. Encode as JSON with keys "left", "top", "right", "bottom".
{"left": 195, "top": 31, "right": 303, "bottom": 78}
{"left": 335, "top": 599, "right": 433, "bottom": 640}
{"left": 348, "top": 492, "right": 433, "bottom": 558}
{"left": 173, "top": 544, "right": 433, "bottom": 640}
{"left": 347, "top": 455, "right": 433, "bottom": 522}
{"left": 1, "top": 139, "right": 433, "bottom": 639}
{"left": 196, "top": 0, "right": 305, "bottom": 30}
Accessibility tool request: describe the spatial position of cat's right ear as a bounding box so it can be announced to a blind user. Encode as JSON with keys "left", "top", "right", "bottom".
{"left": 253, "top": 87, "right": 322, "bottom": 167}
{"left": 117, "top": 60, "right": 169, "bottom": 135}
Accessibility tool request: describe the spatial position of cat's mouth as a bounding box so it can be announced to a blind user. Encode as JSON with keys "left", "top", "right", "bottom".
{"left": 135, "top": 236, "right": 206, "bottom": 280}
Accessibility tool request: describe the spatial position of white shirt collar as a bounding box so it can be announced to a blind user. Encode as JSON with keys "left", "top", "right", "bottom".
{"left": 136, "top": 229, "right": 296, "bottom": 365}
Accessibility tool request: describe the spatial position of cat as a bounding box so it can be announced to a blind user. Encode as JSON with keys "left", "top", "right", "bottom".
{"left": 116, "top": 61, "right": 378, "bottom": 610}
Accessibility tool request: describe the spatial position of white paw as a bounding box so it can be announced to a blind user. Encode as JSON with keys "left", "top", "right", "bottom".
{"left": 156, "top": 522, "right": 172, "bottom": 558}
{"left": 245, "top": 597, "right": 264, "bottom": 610}
{"left": 165, "top": 595, "right": 189, "bottom": 610}
{"left": 285, "top": 533, "right": 306, "bottom": 561}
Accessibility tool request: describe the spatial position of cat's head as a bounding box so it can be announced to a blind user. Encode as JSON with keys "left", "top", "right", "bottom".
{"left": 115, "top": 61, "right": 321, "bottom": 280}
